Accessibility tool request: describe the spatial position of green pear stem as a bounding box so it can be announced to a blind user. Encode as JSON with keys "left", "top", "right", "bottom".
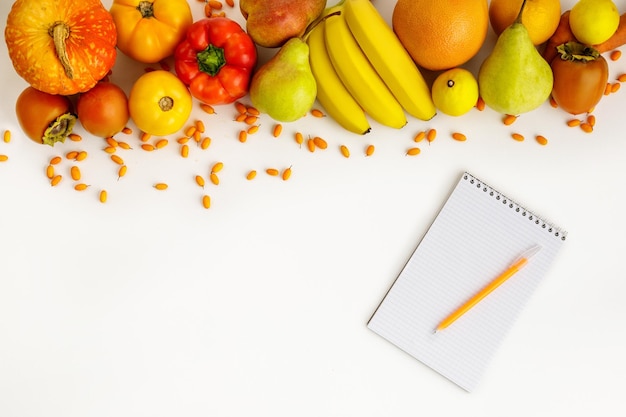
{"left": 303, "top": 8, "right": 343, "bottom": 42}
{"left": 515, "top": 0, "right": 528, "bottom": 24}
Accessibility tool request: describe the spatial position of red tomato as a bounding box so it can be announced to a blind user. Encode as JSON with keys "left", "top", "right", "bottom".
{"left": 15, "top": 87, "right": 77, "bottom": 146}
{"left": 550, "top": 42, "right": 609, "bottom": 115}
{"left": 77, "top": 82, "right": 130, "bottom": 137}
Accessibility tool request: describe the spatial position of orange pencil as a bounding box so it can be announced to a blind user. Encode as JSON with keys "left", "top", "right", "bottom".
{"left": 435, "top": 245, "right": 542, "bottom": 333}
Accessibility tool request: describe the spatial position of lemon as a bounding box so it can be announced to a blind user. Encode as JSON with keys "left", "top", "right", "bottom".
{"left": 569, "top": 0, "right": 619, "bottom": 45}
{"left": 431, "top": 68, "right": 479, "bottom": 116}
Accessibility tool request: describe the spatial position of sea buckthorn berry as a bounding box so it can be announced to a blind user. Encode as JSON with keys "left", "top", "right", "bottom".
{"left": 273, "top": 124, "right": 283, "bottom": 138}
{"left": 313, "top": 136, "right": 327, "bottom": 149}
{"left": 155, "top": 139, "right": 168, "bottom": 149}
{"left": 282, "top": 166, "right": 292, "bottom": 181}
{"left": 200, "top": 103, "right": 215, "bottom": 114}
{"left": 118, "top": 165, "right": 127, "bottom": 179}
{"left": 201, "top": 137, "right": 211, "bottom": 149}
{"left": 426, "top": 128, "right": 437, "bottom": 142}
{"left": 535, "top": 135, "right": 548, "bottom": 146}
{"left": 295, "top": 132, "right": 304, "bottom": 146}
{"left": 211, "top": 162, "right": 224, "bottom": 173}
{"left": 476, "top": 96, "right": 485, "bottom": 111}
{"left": 503, "top": 114, "right": 517, "bottom": 125}
{"left": 70, "top": 166, "right": 81, "bottom": 181}
{"left": 202, "top": 195, "right": 211, "bottom": 209}
{"left": 406, "top": 147, "right": 421, "bottom": 156}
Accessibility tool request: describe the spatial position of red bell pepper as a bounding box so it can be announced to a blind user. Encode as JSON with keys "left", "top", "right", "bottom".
{"left": 174, "top": 17, "right": 257, "bottom": 105}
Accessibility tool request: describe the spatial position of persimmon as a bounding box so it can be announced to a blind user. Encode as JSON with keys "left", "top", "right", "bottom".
{"left": 15, "top": 87, "right": 77, "bottom": 146}
{"left": 77, "top": 82, "right": 130, "bottom": 138}
{"left": 550, "top": 42, "right": 609, "bottom": 115}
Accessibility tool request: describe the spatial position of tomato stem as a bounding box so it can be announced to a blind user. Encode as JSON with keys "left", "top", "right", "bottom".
{"left": 137, "top": 1, "right": 154, "bottom": 18}
{"left": 159, "top": 97, "right": 174, "bottom": 112}
{"left": 49, "top": 22, "right": 73, "bottom": 80}
{"left": 197, "top": 45, "right": 226, "bottom": 77}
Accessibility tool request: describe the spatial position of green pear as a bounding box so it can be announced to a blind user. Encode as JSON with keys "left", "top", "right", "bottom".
{"left": 478, "top": 0, "right": 553, "bottom": 115}
{"left": 249, "top": 37, "right": 317, "bottom": 122}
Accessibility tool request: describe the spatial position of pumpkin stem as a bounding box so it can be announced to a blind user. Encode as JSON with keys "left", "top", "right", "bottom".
{"left": 50, "top": 22, "right": 74, "bottom": 80}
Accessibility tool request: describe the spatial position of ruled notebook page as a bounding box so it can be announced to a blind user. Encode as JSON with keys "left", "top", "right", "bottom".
{"left": 368, "top": 172, "right": 566, "bottom": 392}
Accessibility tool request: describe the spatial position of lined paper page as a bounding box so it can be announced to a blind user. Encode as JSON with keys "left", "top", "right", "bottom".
{"left": 368, "top": 172, "right": 566, "bottom": 392}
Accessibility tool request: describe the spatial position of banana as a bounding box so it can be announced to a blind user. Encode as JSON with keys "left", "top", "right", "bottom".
{"left": 343, "top": 0, "right": 436, "bottom": 121}
{"left": 323, "top": 7, "right": 407, "bottom": 129}
{"left": 307, "top": 21, "right": 371, "bottom": 135}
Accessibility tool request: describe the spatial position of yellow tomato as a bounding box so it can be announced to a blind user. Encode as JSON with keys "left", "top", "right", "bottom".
{"left": 128, "top": 70, "right": 192, "bottom": 136}
{"left": 110, "top": 0, "right": 193, "bottom": 64}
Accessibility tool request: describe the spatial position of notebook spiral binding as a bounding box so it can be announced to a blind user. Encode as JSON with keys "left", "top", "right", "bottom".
{"left": 463, "top": 172, "right": 567, "bottom": 241}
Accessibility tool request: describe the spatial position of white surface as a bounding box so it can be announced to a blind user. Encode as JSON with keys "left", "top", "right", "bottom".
{"left": 1, "top": 0, "right": 625, "bottom": 416}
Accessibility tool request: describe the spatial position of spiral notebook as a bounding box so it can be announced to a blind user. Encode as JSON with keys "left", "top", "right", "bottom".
{"left": 368, "top": 171, "right": 566, "bottom": 392}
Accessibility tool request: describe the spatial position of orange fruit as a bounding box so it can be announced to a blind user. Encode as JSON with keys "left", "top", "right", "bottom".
{"left": 489, "top": 0, "right": 561, "bottom": 46}
{"left": 392, "top": 0, "right": 489, "bottom": 71}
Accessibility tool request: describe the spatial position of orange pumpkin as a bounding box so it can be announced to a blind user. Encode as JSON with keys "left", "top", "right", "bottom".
{"left": 4, "top": 0, "right": 118, "bottom": 96}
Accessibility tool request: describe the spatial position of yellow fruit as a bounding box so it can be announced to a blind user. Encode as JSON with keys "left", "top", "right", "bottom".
{"left": 431, "top": 68, "right": 479, "bottom": 117}
{"left": 489, "top": 0, "right": 561, "bottom": 46}
{"left": 569, "top": 0, "right": 620, "bottom": 46}
{"left": 392, "top": 0, "right": 489, "bottom": 71}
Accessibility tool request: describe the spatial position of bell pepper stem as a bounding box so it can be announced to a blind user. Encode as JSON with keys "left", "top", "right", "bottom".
{"left": 197, "top": 45, "right": 226, "bottom": 77}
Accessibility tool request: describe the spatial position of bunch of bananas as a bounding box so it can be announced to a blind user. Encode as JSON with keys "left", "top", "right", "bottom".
{"left": 307, "top": 0, "right": 436, "bottom": 134}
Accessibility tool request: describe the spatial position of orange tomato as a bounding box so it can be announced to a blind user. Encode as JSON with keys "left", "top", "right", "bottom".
{"left": 110, "top": 0, "right": 193, "bottom": 64}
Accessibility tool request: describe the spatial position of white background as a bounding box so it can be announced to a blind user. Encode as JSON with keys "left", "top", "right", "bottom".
{"left": 1, "top": 0, "right": 625, "bottom": 415}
